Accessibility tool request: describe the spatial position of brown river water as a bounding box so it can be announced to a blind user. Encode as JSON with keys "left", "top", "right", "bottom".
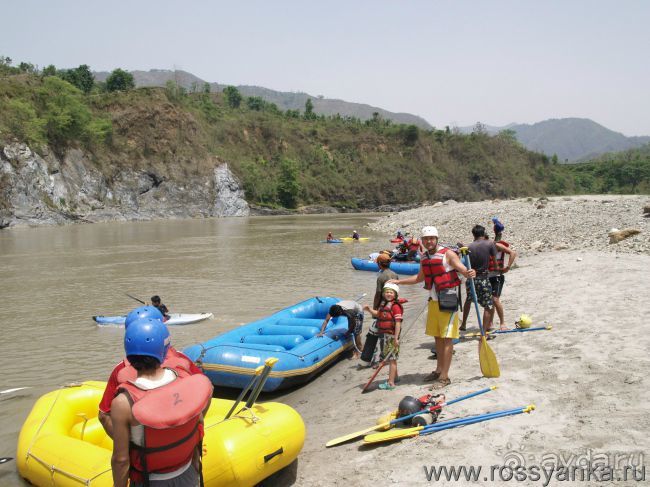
{"left": 0, "top": 213, "right": 392, "bottom": 485}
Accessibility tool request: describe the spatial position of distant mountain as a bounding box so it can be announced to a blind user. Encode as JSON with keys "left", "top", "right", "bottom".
{"left": 456, "top": 118, "right": 650, "bottom": 162}
{"left": 94, "top": 69, "right": 432, "bottom": 129}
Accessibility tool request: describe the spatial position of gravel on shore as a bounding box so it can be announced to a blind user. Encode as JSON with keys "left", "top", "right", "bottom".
{"left": 367, "top": 194, "right": 650, "bottom": 255}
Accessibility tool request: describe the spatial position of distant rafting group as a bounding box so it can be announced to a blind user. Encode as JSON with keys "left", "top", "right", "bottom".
{"left": 15, "top": 218, "right": 549, "bottom": 486}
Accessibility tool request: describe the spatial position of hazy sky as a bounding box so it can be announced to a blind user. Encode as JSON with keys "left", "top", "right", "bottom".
{"left": 3, "top": 0, "right": 649, "bottom": 135}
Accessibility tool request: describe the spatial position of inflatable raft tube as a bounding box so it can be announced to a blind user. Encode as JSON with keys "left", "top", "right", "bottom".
{"left": 16, "top": 381, "right": 305, "bottom": 487}
{"left": 93, "top": 312, "right": 214, "bottom": 326}
{"left": 351, "top": 257, "right": 419, "bottom": 275}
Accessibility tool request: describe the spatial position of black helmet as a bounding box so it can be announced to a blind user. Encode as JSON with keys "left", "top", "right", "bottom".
{"left": 329, "top": 305, "right": 343, "bottom": 317}
{"left": 397, "top": 396, "right": 423, "bottom": 424}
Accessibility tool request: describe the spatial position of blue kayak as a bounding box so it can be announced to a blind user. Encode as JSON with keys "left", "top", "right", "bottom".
{"left": 183, "top": 297, "right": 353, "bottom": 392}
{"left": 321, "top": 239, "right": 343, "bottom": 243}
{"left": 351, "top": 257, "right": 419, "bottom": 275}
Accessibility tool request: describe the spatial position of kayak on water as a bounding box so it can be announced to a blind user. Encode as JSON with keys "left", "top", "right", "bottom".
{"left": 93, "top": 312, "right": 214, "bottom": 326}
{"left": 340, "top": 237, "right": 370, "bottom": 242}
{"left": 322, "top": 239, "right": 343, "bottom": 243}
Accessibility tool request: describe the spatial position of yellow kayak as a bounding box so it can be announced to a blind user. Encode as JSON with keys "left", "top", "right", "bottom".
{"left": 16, "top": 381, "right": 305, "bottom": 486}
{"left": 339, "top": 237, "right": 370, "bottom": 241}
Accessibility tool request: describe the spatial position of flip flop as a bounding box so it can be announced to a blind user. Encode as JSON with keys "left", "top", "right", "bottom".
{"left": 424, "top": 371, "right": 440, "bottom": 381}
{"left": 378, "top": 382, "right": 395, "bottom": 390}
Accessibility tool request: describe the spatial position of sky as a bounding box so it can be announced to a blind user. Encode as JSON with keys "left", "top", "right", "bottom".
{"left": 2, "top": 0, "right": 649, "bottom": 135}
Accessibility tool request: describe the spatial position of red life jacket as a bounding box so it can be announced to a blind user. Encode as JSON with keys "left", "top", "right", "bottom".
{"left": 376, "top": 299, "right": 406, "bottom": 335}
{"left": 420, "top": 247, "right": 461, "bottom": 291}
{"left": 118, "top": 373, "right": 213, "bottom": 484}
{"left": 488, "top": 240, "right": 510, "bottom": 273}
{"left": 407, "top": 238, "right": 421, "bottom": 252}
{"left": 116, "top": 347, "right": 195, "bottom": 384}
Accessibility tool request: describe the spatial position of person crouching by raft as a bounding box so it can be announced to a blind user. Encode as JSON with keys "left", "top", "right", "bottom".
{"left": 390, "top": 226, "right": 474, "bottom": 390}
{"left": 110, "top": 318, "right": 213, "bottom": 487}
{"left": 98, "top": 306, "right": 204, "bottom": 439}
{"left": 318, "top": 300, "right": 364, "bottom": 359}
{"left": 363, "top": 283, "right": 403, "bottom": 390}
{"left": 151, "top": 295, "right": 170, "bottom": 322}
{"left": 488, "top": 219, "right": 517, "bottom": 330}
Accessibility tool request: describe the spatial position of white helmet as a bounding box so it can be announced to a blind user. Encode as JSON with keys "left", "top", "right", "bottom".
{"left": 383, "top": 282, "right": 400, "bottom": 294}
{"left": 421, "top": 226, "right": 438, "bottom": 238}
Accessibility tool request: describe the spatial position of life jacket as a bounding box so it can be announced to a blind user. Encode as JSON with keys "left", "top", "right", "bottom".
{"left": 407, "top": 238, "right": 421, "bottom": 252}
{"left": 116, "top": 347, "right": 195, "bottom": 384}
{"left": 376, "top": 299, "right": 407, "bottom": 335}
{"left": 488, "top": 240, "right": 510, "bottom": 273}
{"left": 420, "top": 247, "right": 461, "bottom": 292}
{"left": 118, "top": 373, "right": 213, "bottom": 485}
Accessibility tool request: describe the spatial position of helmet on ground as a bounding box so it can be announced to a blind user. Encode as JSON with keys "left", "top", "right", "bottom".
{"left": 125, "top": 306, "right": 164, "bottom": 328}
{"left": 421, "top": 226, "right": 438, "bottom": 238}
{"left": 383, "top": 282, "right": 400, "bottom": 294}
{"left": 397, "top": 396, "right": 423, "bottom": 421}
{"left": 517, "top": 314, "right": 532, "bottom": 329}
{"left": 124, "top": 317, "right": 170, "bottom": 363}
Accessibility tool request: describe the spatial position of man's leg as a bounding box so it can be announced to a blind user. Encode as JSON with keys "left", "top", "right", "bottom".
{"left": 438, "top": 338, "right": 453, "bottom": 380}
{"left": 460, "top": 295, "right": 472, "bottom": 330}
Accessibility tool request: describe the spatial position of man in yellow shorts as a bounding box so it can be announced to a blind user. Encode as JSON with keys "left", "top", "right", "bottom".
{"left": 390, "top": 226, "right": 474, "bottom": 389}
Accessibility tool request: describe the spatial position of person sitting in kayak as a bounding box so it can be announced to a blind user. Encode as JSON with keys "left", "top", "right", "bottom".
{"left": 327, "top": 232, "right": 334, "bottom": 241}
{"left": 151, "top": 295, "right": 170, "bottom": 322}
{"left": 396, "top": 230, "right": 404, "bottom": 240}
{"left": 352, "top": 230, "right": 360, "bottom": 240}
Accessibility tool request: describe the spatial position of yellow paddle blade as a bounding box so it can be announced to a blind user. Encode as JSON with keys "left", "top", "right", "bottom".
{"left": 326, "top": 420, "right": 393, "bottom": 447}
{"left": 479, "top": 337, "right": 500, "bottom": 378}
{"left": 363, "top": 426, "right": 423, "bottom": 444}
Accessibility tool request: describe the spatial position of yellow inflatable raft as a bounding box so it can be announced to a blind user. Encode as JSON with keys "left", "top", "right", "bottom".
{"left": 16, "top": 381, "right": 305, "bottom": 486}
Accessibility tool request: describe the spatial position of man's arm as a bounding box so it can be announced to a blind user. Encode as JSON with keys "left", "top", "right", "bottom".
{"left": 391, "top": 268, "right": 425, "bottom": 286}
{"left": 497, "top": 243, "right": 517, "bottom": 272}
{"left": 110, "top": 394, "right": 132, "bottom": 487}
{"left": 98, "top": 366, "right": 122, "bottom": 438}
{"left": 317, "top": 314, "right": 332, "bottom": 336}
{"left": 447, "top": 251, "right": 476, "bottom": 279}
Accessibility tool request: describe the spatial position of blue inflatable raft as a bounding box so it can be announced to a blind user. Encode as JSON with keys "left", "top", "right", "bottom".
{"left": 183, "top": 297, "right": 353, "bottom": 392}
{"left": 351, "top": 257, "right": 420, "bottom": 275}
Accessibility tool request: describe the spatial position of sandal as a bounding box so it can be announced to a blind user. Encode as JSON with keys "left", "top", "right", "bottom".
{"left": 424, "top": 371, "right": 440, "bottom": 381}
{"left": 429, "top": 378, "right": 451, "bottom": 390}
{"left": 378, "top": 382, "right": 395, "bottom": 390}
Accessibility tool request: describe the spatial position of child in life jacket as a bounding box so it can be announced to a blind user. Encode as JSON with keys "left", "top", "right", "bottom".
{"left": 363, "top": 282, "right": 403, "bottom": 390}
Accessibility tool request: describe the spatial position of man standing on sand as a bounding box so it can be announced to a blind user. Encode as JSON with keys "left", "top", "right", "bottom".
{"left": 390, "top": 226, "right": 474, "bottom": 389}
{"left": 488, "top": 221, "right": 517, "bottom": 330}
{"left": 465, "top": 225, "right": 498, "bottom": 332}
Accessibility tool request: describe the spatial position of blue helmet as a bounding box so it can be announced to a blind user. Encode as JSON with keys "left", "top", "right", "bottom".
{"left": 124, "top": 318, "right": 170, "bottom": 363}
{"left": 125, "top": 306, "right": 164, "bottom": 328}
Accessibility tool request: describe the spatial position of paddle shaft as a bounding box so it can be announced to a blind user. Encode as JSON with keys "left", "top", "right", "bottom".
{"left": 460, "top": 326, "right": 551, "bottom": 339}
{"left": 244, "top": 358, "right": 278, "bottom": 408}
{"left": 361, "top": 351, "right": 394, "bottom": 392}
{"left": 224, "top": 365, "right": 264, "bottom": 420}
{"left": 462, "top": 253, "right": 486, "bottom": 337}
{"left": 125, "top": 293, "right": 146, "bottom": 305}
{"left": 420, "top": 405, "right": 532, "bottom": 436}
{"left": 0, "top": 457, "right": 12, "bottom": 464}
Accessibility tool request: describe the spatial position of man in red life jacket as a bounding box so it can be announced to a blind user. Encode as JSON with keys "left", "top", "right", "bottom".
{"left": 110, "top": 318, "right": 212, "bottom": 487}
{"left": 98, "top": 306, "right": 203, "bottom": 439}
{"left": 488, "top": 223, "right": 517, "bottom": 330}
{"left": 389, "top": 226, "right": 474, "bottom": 389}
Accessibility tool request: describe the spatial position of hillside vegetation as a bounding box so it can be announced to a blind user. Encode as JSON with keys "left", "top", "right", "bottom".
{"left": 1, "top": 59, "right": 647, "bottom": 212}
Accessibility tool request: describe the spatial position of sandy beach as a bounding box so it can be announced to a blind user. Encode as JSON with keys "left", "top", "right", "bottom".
{"left": 271, "top": 197, "right": 650, "bottom": 486}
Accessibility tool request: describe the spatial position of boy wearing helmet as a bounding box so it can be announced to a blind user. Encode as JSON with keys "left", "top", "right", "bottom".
{"left": 363, "top": 282, "right": 403, "bottom": 390}
{"left": 98, "top": 306, "right": 203, "bottom": 439}
{"left": 110, "top": 318, "right": 212, "bottom": 487}
{"left": 390, "top": 226, "right": 474, "bottom": 389}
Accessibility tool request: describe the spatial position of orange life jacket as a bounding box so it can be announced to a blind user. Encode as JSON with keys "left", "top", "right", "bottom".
{"left": 116, "top": 347, "right": 195, "bottom": 384}
{"left": 420, "top": 247, "right": 461, "bottom": 292}
{"left": 118, "top": 373, "right": 212, "bottom": 485}
{"left": 488, "top": 240, "right": 510, "bottom": 273}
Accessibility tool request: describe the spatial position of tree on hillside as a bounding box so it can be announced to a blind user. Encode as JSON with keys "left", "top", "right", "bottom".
{"left": 106, "top": 68, "right": 135, "bottom": 92}
{"left": 61, "top": 64, "right": 94, "bottom": 94}
{"left": 247, "top": 96, "right": 265, "bottom": 111}
{"left": 304, "top": 98, "right": 315, "bottom": 120}
{"left": 223, "top": 86, "right": 242, "bottom": 108}
{"left": 41, "top": 64, "right": 57, "bottom": 77}
{"left": 278, "top": 158, "right": 301, "bottom": 208}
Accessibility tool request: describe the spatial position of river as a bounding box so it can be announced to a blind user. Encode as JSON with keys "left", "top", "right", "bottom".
{"left": 0, "top": 213, "right": 393, "bottom": 485}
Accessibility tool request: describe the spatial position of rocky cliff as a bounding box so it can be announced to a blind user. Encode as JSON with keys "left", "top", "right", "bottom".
{"left": 0, "top": 143, "right": 249, "bottom": 228}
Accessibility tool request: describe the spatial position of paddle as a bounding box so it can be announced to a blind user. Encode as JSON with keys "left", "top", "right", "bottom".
{"left": 223, "top": 364, "right": 265, "bottom": 420}
{"left": 125, "top": 293, "right": 146, "bottom": 305}
{"left": 363, "top": 404, "right": 535, "bottom": 444}
{"left": 0, "top": 457, "right": 13, "bottom": 464}
{"left": 460, "top": 326, "right": 552, "bottom": 339}
{"left": 0, "top": 387, "right": 30, "bottom": 395}
{"left": 242, "top": 357, "right": 279, "bottom": 409}
{"left": 460, "top": 248, "right": 500, "bottom": 378}
{"left": 326, "top": 385, "right": 496, "bottom": 447}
